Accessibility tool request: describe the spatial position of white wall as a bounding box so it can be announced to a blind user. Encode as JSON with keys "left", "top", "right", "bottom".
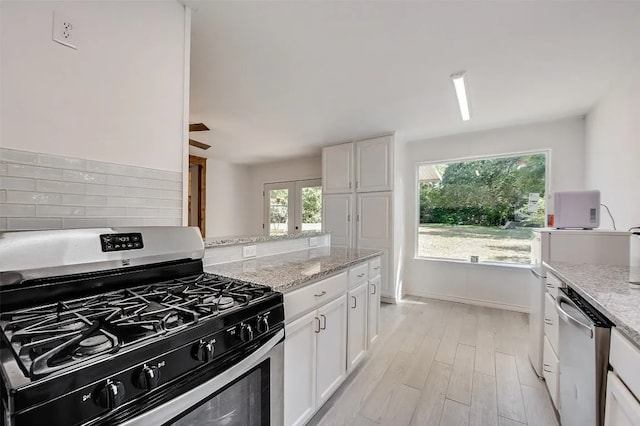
{"left": 246, "top": 156, "right": 322, "bottom": 234}
{"left": 204, "top": 158, "right": 252, "bottom": 238}
{"left": 403, "top": 117, "right": 586, "bottom": 311}
{"left": 0, "top": 0, "right": 186, "bottom": 173}
{"left": 585, "top": 62, "right": 640, "bottom": 232}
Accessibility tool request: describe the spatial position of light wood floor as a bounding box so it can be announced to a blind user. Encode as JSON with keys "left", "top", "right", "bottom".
{"left": 307, "top": 297, "right": 559, "bottom": 426}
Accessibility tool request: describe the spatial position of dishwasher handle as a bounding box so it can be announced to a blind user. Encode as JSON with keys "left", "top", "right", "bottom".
{"left": 556, "top": 294, "right": 594, "bottom": 339}
{"left": 530, "top": 268, "right": 546, "bottom": 279}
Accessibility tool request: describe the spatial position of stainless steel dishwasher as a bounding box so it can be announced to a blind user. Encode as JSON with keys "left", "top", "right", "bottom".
{"left": 556, "top": 287, "right": 612, "bottom": 426}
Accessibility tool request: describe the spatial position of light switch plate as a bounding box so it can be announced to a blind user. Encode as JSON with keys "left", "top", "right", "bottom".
{"left": 242, "top": 245, "right": 257, "bottom": 258}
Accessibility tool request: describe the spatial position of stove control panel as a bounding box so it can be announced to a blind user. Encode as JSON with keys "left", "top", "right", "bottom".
{"left": 100, "top": 233, "right": 144, "bottom": 252}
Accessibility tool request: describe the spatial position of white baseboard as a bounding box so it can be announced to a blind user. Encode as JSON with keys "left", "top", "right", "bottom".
{"left": 380, "top": 296, "right": 398, "bottom": 304}
{"left": 404, "top": 289, "right": 530, "bottom": 313}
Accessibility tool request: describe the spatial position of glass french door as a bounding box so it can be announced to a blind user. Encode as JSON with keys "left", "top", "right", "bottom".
{"left": 263, "top": 179, "right": 322, "bottom": 236}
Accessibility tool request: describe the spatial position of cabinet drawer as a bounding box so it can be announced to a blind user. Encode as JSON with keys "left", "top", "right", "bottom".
{"left": 368, "top": 257, "right": 381, "bottom": 278}
{"left": 348, "top": 263, "right": 369, "bottom": 289}
{"left": 543, "top": 335, "right": 560, "bottom": 409}
{"left": 545, "top": 271, "right": 563, "bottom": 299}
{"left": 605, "top": 372, "right": 640, "bottom": 426}
{"left": 610, "top": 328, "right": 640, "bottom": 400}
{"left": 285, "top": 272, "right": 348, "bottom": 323}
{"left": 544, "top": 292, "right": 560, "bottom": 355}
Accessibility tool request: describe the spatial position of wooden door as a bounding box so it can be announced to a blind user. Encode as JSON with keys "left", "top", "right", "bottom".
{"left": 188, "top": 155, "right": 206, "bottom": 237}
{"left": 322, "top": 143, "right": 353, "bottom": 194}
{"left": 355, "top": 135, "right": 393, "bottom": 192}
{"left": 322, "top": 194, "right": 353, "bottom": 247}
{"left": 316, "top": 295, "right": 347, "bottom": 406}
{"left": 347, "top": 282, "right": 368, "bottom": 372}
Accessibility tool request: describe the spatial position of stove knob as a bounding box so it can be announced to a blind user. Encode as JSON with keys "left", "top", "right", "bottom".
{"left": 257, "top": 316, "right": 269, "bottom": 334}
{"left": 239, "top": 323, "right": 254, "bottom": 342}
{"left": 94, "top": 379, "right": 126, "bottom": 409}
{"left": 193, "top": 339, "right": 215, "bottom": 362}
{"left": 134, "top": 365, "right": 160, "bottom": 391}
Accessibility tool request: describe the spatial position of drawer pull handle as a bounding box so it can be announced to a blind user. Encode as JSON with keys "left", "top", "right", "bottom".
{"left": 357, "top": 273, "right": 365, "bottom": 278}
{"left": 543, "top": 364, "right": 553, "bottom": 373}
{"left": 544, "top": 319, "right": 553, "bottom": 325}
{"left": 320, "top": 314, "right": 327, "bottom": 330}
{"left": 351, "top": 296, "right": 357, "bottom": 309}
{"left": 314, "top": 317, "right": 321, "bottom": 333}
{"left": 373, "top": 266, "right": 380, "bottom": 270}
{"left": 371, "top": 284, "right": 376, "bottom": 295}
{"left": 314, "top": 291, "right": 327, "bottom": 297}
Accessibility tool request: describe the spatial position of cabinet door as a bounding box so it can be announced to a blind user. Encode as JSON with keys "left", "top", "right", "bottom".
{"left": 605, "top": 372, "right": 640, "bottom": 426}
{"left": 355, "top": 136, "right": 393, "bottom": 192}
{"left": 356, "top": 192, "right": 392, "bottom": 249}
{"left": 347, "top": 282, "right": 368, "bottom": 372}
{"left": 322, "top": 194, "right": 353, "bottom": 247}
{"left": 284, "top": 311, "right": 318, "bottom": 426}
{"left": 368, "top": 275, "right": 381, "bottom": 345}
{"left": 316, "top": 295, "right": 347, "bottom": 406}
{"left": 322, "top": 143, "right": 353, "bottom": 194}
{"left": 543, "top": 335, "right": 560, "bottom": 410}
{"left": 544, "top": 292, "right": 559, "bottom": 355}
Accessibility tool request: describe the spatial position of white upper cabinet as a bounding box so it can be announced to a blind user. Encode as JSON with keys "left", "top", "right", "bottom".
{"left": 322, "top": 143, "right": 354, "bottom": 194}
{"left": 355, "top": 135, "right": 393, "bottom": 192}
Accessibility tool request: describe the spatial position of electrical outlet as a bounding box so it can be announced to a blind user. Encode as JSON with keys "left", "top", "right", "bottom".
{"left": 242, "top": 245, "right": 257, "bottom": 258}
{"left": 52, "top": 11, "right": 77, "bottom": 50}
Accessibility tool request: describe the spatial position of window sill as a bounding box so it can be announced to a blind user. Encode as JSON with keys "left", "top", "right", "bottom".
{"left": 412, "top": 256, "right": 532, "bottom": 269}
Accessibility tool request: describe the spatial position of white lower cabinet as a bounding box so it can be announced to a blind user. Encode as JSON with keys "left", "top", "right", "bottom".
{"left": 605, "top": 372, "right": 640, "bottom": 426}
{"left": 284, "top": 296, "right": 347, "bottom": 426}
{"left": 347, "top": 282, "right": 368, "bottom": 372}
{"left": 284, "top": 310, "right": 317, "bottom": 426}
{"left": 368, "top": 275, "right": 380, "bottom": 345}
{"left": 543, "top": 335, "right": 560, "bottom": 409}
{"left": 284, "top": 257, "right": 381, "bottom": 426}
{"left": 316, "top": 295, "right": 348, "bottom": 406}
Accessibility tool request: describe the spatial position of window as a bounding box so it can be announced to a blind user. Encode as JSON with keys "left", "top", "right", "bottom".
{"left": 263, "top": 179, "right": 322, "bottom": 236}
{"left": 417, "top": 152, "right": 547, "bottom": 265}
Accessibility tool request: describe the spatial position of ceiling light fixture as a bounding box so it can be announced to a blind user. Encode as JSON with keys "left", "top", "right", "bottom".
{"left": 450, "top": 71, "right": 471, "bottom": 121}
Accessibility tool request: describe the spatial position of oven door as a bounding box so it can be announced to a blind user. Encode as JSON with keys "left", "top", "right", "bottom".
{"left": 120, "top": 330, "right": 283, "bottom": 426}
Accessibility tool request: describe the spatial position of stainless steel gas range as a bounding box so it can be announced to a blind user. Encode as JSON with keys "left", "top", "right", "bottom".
{"left": 0, "top": 227, "right": 284, "bottom": 426}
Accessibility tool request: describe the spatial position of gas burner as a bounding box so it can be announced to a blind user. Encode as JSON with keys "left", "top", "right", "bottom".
{"left": 217, "top": 297, "right": 234, "bottom": 310}
{"left": 75, "top": 335, "right": 113, "bottom": 357}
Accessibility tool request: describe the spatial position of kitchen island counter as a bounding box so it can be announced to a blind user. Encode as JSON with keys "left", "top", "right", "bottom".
{"left": 205, "top": 246, "right": 381, "bottom": 293}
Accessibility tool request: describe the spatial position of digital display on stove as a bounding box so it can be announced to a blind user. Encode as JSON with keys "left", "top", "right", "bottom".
{"left": 100, "top": 233, "right": 143, "bottom": 252}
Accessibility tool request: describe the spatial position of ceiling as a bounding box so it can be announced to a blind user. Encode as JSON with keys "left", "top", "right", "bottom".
{"left": 187, "top": 1, "right": 640, "bottom": 164}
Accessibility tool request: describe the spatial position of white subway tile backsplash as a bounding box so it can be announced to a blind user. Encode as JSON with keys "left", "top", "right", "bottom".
{"left": 37, "top": 154, "right": 86, "bottom": 171}
{"left": 62, "top": 194, "right": 107, "bottom": 206}
{"left": 7, "top": 218, "right": 62, "bottom": 230}
{"left": 143, "top": 218, "right": 182, "bottom": 226}
{"left": 0, "top": 176, "right": 37, "bottom": 191}
{"left": 63, "top": 170, "right": 108, "bottom": 184}
{"left": 0, "top": 149, "right": 38, "bottom": 165}
{"left": 7, "top": 164, "right": 63, "bottom": 180}
{"left": 6, "top": 191, "right": 63, "bottom": 205}
{"left": 86, "top": 160, "right": 127, "bottom": 176}
{"left": 107, "top": 218, "right": 145, "bottom": 227}
{"left": 126, "top": 208, "right": 181, "bottom": 218}
{"left": 1, "top": 149, "right": 183, "bottom": 231}
{"left": 86, "top": 207, "right": 127, "bottom": 217}
{"left": 62, "top": 218, "right": 109, "bottom": 229}
{"left": 36, "top": 205, "right": 85, "bottom": 216}
{"left": 36, "top": 180, "right": 86, "bottom": 194}
{"left": 2, "top": 204, "right": 36, "bottom": 217}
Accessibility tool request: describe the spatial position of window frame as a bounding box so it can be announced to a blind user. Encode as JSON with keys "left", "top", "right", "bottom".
{"left": 413, "top": 149, "right": 551, "bottom": 267}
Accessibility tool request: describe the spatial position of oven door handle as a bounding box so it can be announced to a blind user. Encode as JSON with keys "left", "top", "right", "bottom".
{"left": 120, "top": 329, "right": 284, "bottom": 426}
{"left": 555, "top": 294, "right": 593, "bottom": 339}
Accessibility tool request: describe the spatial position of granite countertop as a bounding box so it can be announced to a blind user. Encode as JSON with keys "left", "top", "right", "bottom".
{"left": 205, "top": 246, "right": 382, "bottom": 292}
{"left": 204, "top": 231, "right": 326, "bottom": 248}
{"left": 544, "top": 261, "right": 640, "bottom": 347}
